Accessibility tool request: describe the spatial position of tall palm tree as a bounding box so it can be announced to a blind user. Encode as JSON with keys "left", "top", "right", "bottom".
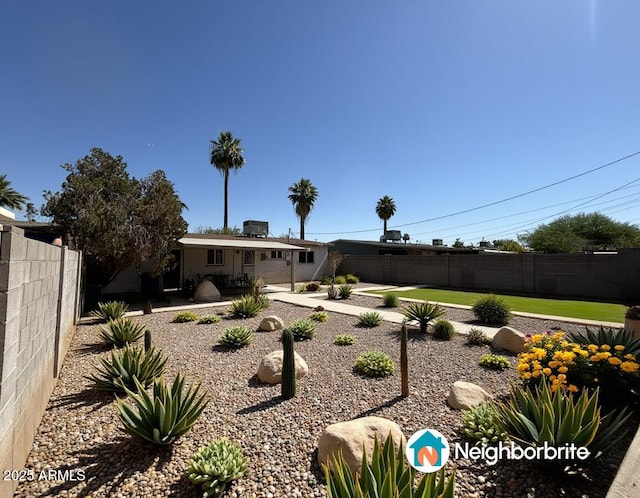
{"left": 288, "top": 178, "right": 318, "bottom": 240}
{"left": 0, "top": 174, "right": 28, "bottom": 210}
{"left": 375, "top": 195, "right": 397, "bottom": 234}
{"left": 209, "top": 131, "right": 245, "bottom": 229}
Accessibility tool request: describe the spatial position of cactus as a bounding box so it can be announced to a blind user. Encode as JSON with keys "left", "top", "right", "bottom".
{"left": 144, "top": 330, "right": 152, "bottom": 352}
{"left": 401, "top": 324, "right": 409, "bottom": 397}
{"left": 281, "top": 328, "right": 296, "bottom": 399}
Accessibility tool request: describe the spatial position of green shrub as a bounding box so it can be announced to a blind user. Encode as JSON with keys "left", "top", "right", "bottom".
{"left": 174, "top": 311, "right": 198, "bottom": 323}
{"left": 432, "top": 319, "right": 455, "bottom": 340}
{"left": 479, "top": 353, "right": 511, "bottom": 370}
{"left": 327, "top": 284, "right": 338, "bottom": 300}
{"left": 334, "top": 275, "right": 347, "bottom": 285}
{"left": 230, "top": 295, "right": 264, "bottom": 318}
{"left": 568, "top": 326, "right": 640, "bottom": 357}
{"left": 461, "top": 403, "right": 508, "bottom": 446}
{"left": 338, "top": 284, "right": 353, "bottom": 299}
{"left": 256, "top": 293, "right": 270, "bottom": 310}
{"left": 115, "top": 373, "right": 209, "bottom": 446}
{"left": 186, "top": 440, "right": 248, "bottom": 497}
{"left": 92, "top": 301, "right": 129, "bottom": 321}
{"left": 85, "top": 345, "right": 167, "bottom": 393}
{"left": 401, "top": 301, "right": 445, "bottom": 333}
{"left": 197, "top": 314, "right": 221, "bottom": 324}
{"left": 355, "top": 351, "right": 395, "bottom": 377}
{"left": 334, "top": 334, "right": 356, "bottom": 346}
{"left": 98, "top": 318, "right": 146, "bottom": 348}
{"left": 323, "top": 433, "right": 456, "bottom": 498}
{"left": 358, "top": 311, "right": 383, "bottom": 328}
{"left": 309, "top": 311, "right": 329, "bottom": 322}
{"left": 381, "top": 292, "right": 399, "bottom": 308}
{"left": 285, "top": 318, "right": 317, "bottom": 341}
{"left": 218, "top": 326, "right": 254, "bottom": 348}
{"left": 320, "top": 274, "right": 333, "bottom": 285}
{"left": 467, "top": 327, "right": 491, "bottom": 346}
{"left": 345, "top": 273, "right": 359, "bottom": 284}
{"left": 472, "top": 294, "right": 512, "bottom": 325}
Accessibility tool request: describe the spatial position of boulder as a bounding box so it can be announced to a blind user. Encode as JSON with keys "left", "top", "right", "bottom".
{"left": 317, "top": 417, "right": 405, "bottom": 474}
{"left": 193, "top": 280, "right": 221, "bottom": 303}
{"left": 492, "top": 326, "right": 526, "bottom": 354}
{"left": 259, "top": 315, "right": 284, "bottom": 332}
{"left": 447, "top": 381, "right": 492, "bottom": 410}
{"left": 257, "top": 350, "right": 308, "bottom": 384}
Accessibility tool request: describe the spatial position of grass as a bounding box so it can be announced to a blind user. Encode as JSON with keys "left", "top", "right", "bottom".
{"left": 368, "top": 288, "right": 626, "bottom": 323}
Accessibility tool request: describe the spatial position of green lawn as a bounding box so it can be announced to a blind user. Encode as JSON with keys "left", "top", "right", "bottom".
{"left": 368, "top": 288, "right": 626, "bottom": 323}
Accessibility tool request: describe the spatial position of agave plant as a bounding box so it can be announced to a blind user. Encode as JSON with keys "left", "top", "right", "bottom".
{"left": 568, "top": 326, "right": 640, "bottom": 357}
{"left": 230, "top": 295, "right": 264, "bottom": 318}
{"left": 92, "top": 301, "right": 129, "bottom": 321}
{"left": 186, "top": 439, "right": 248, "bottom": 497}
{"left": 323, "top": 433, "right": 456, "bottom": 498}
{"left": 285, "top": 318, "right": 317, "bottom": 341}
{"left": 85, "top": 345, "right": 167, "bottom": 393}
{"left": 218, "top": 326, "right": 254, "bottom": 348}
{"left": 401, "top": 302, "right": 445, "bottom": 333}
{"left": 97, "top": 318, "right": 146, "bottom": 347}
{"left": 115, "top": 373, "right": 209, "bottom": 446}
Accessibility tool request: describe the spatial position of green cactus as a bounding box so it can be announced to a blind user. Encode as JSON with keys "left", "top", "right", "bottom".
{"left": 281, "top": 328, "right": 296, "bottom": 399}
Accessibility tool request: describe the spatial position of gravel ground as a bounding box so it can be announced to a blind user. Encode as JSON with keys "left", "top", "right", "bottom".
{"left": 14, "top": 294, "right": 637, "bottom": 498}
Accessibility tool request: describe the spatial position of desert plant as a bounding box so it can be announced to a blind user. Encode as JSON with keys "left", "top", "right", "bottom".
{"left": 256, "top": 293, "right": 270, "bottom": 310}
{"left": 334, "top": 334, "right": 356, "bottom": 346}
{"left": 281, "top": 328, "right": 296, "bottom": 399}
{"left": 382, "top": 292, "right": 399, "bottom": 308}
{"left": 86, "top": 345, "right": 167, "bottom": 394}
{"left": 401, "top": 301, "right": 445, "bottom": 333}
{"left": 321, "top": 274, "right": 333, "bottom": 285}
{"left": 92, "top": 301, "right": 129, "bottom": 321}
{"left": 174, "top": 311, "right": 198, "bottom": 323}
{"left": 98, "top": 318, "right": 146, "bottom": 348}
{"left": 358, "top": 311, "right": 383, "bottom": 328}
{"left": 198, "top": 314, "right": 221, "bottom": 324}
{"left": 467, "top": 328, "right": 491, "bottom": 346}
{"left": 355, "top": 351, "right": 395, "bottom": 378}
{"left": 309, "top": 310, "right": 329, "bottom": 322}
{"left": 338, "top": 284, "right": 353, "bottom": 299}
{"left": 327, "top": 284, "right": 338, "bottom": 300}
{"left": 286, "top": 318, "right": 317, "bottom": 341}
{"left": 461, "top": 403, "right": 508, "bottom": 446}
{"left": 323, "top": 433, "right": 456, "bottom": 498}
{"left": 568, "top": 326, "right": 640, "bottom": 357}
{"left": 305, "top": 282, "right": 321, "bottom": 292}
{"left": 472, "top": 294, "right": 512, "bottom": 325}
{"left": 345, "top": 273, "right": 359, "bottom": 284}
{"left": 334, "top": 275, "right": 347, "bottom": 285}
{"left": 479, "top": 353, "right": 510, "bottom": 370}
{"left": 218, "top": 326, "right": 254, "bottom": 348}
{"left": 115, "top": 373, "right": 209, "bottom": 446}
{"left": 186, "top": 439, "right": 248, "bottom": 498}
{"left": 432, "top": 319, "right": 455, "bottom": 340}
{"left": 230, "top": 295, "right": 264, "bottom": 318}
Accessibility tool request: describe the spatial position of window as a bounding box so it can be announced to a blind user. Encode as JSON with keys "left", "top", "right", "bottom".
{"left": 244, "top": 250, "right": 255, "bottom": 266}
{"left": 298, "top": 251, "right": 315, "bottom": 264}
{"left": 206, "top": 249, "right": 224, "bottom": 265}
{"left": 271, "top": 250, "right": 284, "bottom": 259}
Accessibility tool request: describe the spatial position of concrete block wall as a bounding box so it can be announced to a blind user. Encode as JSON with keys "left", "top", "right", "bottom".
{"left": 0, "top": 226, "right": 81, "bottom": 498}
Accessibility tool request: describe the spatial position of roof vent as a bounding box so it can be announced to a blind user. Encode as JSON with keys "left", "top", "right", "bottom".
{"left": 243, "top": 220, "right": 269, "bottom": 238}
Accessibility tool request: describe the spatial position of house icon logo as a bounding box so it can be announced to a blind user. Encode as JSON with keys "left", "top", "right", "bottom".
{"left": 405, "top": 429, "right": 450, "bottom": 472}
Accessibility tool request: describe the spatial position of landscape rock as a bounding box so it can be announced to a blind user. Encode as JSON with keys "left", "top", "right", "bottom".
{"left": 317, "top": 416, "right": 405, "bottom": 474}
{"left": 193, "top": 280, "right": 221, "bottom": 302}
{"left": 259, "top": 315, "right": 285, "bottom": 332}
{"left": 492, "top": 326, "right": 526, "bottom": 354}
{"left": 447, "top": 380, "right": 492, "bottom": 410}
{"left": 257, "top": 350, "right": 308, "bottom": 384}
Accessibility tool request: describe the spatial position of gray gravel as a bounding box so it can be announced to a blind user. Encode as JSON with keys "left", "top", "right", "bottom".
{"left": 14, "top": 295, "right": 636, "bottom": 498}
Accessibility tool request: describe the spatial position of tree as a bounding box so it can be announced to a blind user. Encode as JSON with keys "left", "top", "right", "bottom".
{"left": 327, "top": 250, "right": 343, "bottom": 281}
{"left": 0, "top": 174, "right": 28, "bottom": 210}
{"left": 518, "top": 212, "right": 640, "bottom": 253}
{"left": 288, "top": 178, "right": 318, "bottom": 240}
{"left": 43, "top": 148, "right": 187, "bottom": 287}
{"left": 492, "top": 239, "right": 526, "bottom": 253}
{"left": 194, "top": 225, "right": 242, "bottom": 235}
{"left": 452, "top": 238, "right": 465, "bottom": 248}
{"left": 375, "top": 195, "right": 397, "bottom": 234}
{"left": 209, "top": 131, "right": 245, "bottom": 229}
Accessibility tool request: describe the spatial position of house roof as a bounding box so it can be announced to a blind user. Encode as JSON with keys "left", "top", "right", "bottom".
{"left": 178, "top": 236, "right": 308, "bottom": 251}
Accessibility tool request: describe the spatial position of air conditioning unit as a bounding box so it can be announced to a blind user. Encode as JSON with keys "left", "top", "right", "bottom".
{"left": 432, "top": 239, "right": 443, "bottom": 246}
{"left": 479, "top": 241, "right": 490, "bottom": 248}
{"left": 383, "top": 230, "right": 402, "bottom": 242}
{"left": 243, "top": 220, "right": 269, "bottom": 237}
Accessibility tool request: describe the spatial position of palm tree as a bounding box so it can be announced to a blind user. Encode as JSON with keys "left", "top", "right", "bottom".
{"left": 288, "top": 178, "right": 318, "bottom": 240}
{"left": 209, "top": 131, "right": 245, "bottom": 229}
{"left": 0, "top": 174, "right": 28, "bottom": 210}
{"left": 375, "top": 195, "right": 397, "bottom": 234}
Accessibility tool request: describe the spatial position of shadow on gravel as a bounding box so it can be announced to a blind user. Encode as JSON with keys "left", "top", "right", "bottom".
{"left": 168, "top": 473, "right": 200, "bottom": 497}
{"left": 47, "top": 388, "right": 113, "bottom": 412}
{"left": 385, "top": 329, "right": 427, "bottom": 342}
{"left": 236, "top": 396, "right": 285, "bottom": 415}
{"left": 353, "top": 395, "right": 405, "bottom": 418}
{"left": 73, "top": 342, "right": 113, "bottom": 357}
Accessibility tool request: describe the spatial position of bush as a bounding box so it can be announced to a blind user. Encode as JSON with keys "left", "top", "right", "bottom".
{"left": 285, "top": 318, "right": 317, "bottom": 341}
{"left": 320, "top": 274, "right": 333, "bottom": 285}
{"left": 467, "top": 327, "right": 491, "bottom": 346}
{"left": 115, "top": 373, "right": 209, "bottom": 446}
{"left": 98, "top": 318, "right": 146, "bottom": 348}
{"left": 338, "top": 284, "right": 353, "bottom": 299}
{"left": 334, "top": 334, "right": 356, "bottom": 346}
{"left": 186, "top": 440, "right": 248, "bottom": 497}
{"left": 85, "top": 345, "right": 167, "bottom": 393}
{"left": 92, "top": 301, "right": 129, "bottom": 321}
{"left": 230, "top": 295, "right": 264, "bottom": 318}
{"left": 197, "top": 314, "right": 221, "bottom": 324}
{"left": 174, "top": 311, "right": 198, "bottom": 323}
{"left": 432, "top": 319, "right": 455, "bottom": 340}
{"left": 355, "top": 351, "right": 395, "bottom": 377}
{"left": 461, "top": 403, "right": 508, "bottom": 446}
{"left": 304, "top": 282, "right": 321, "bottom": 292}
{"left": 358, "top": 311, "right": 383, "bottom": 328}
{"left": 309, "top": 311, "right": 329, "bottom": 322}
{"left": 345, "top": 273, "right": 359, "bottom": 284}
{"left": 327, "top": 284, "right": 338, "bottom": 300}
{"left": 479, "top": 353, "right": 511, "bottom": 370}
{"left": 626, "top": 305, "right": 640, "bottom": 320}
{"left": 381, "top": 292, "right": 399, "bottom": 308}
{"left": 401, "top": 301, "right": 445, "bottom": 333}
{"left": 472, "top": 294, "right": 512, "bottom": 325}
{"left": 218, "top": 326, "right": 254, "bottom": 348}
{"left": 334, "top": 275, "right": 347, "bottom": 285}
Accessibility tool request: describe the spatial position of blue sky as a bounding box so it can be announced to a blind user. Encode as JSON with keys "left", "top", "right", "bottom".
{"left": 2, "top": 1, "right": 639, "bottom": 244}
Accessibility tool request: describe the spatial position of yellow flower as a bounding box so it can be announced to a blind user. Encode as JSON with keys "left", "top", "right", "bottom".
{"left": 543, "top": 367, "right": 552, "bottom": 376}
{"left": 624, "top": 354, "right": 636, "bottom": 361}
{"left": 590, "top": 355, "right": 601, "bottom": 362}
{"left": 600, "top": 344, "right": 611, "bottom": 351}
{"left": 548, "top": 360, "right": 560, "bottom": 369}
{"left": 600, "top": 351, "right": 612, "bottom": 359}
{"left": 532, "top": 370, "right": 541, "bottom": 378}
{"left": 578, "top": 350, "right": 589, "bottom": 358}
{"left": 587, "top": 344, "right": 599, "bottom": 353}
{"left": 517, "top": 363, "right": 530, "bottom": 371}
{"left": 530, "top": 334, "right": 543, "bottom": 343}
{"left": 621, "top": 361, "right": 640, "bottom": 373}
{"left": 557, "top": 373, "right": 567, "bottom": 381}
{"left": 614, "top": 345, "right": 625, "bottom": 351}
{"left": 568, "top": 384, "right": 579, "bottom": 393}
{"left": 609, "top": 357, "right": 622, "bottom": 366}
{"left": 558, "top": 366, "right": 568, "bottom": 373}
{"left": 522, "top": 372, "right": 532, "bottom": 380}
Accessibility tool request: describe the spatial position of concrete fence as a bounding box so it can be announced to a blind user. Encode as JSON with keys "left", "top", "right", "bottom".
{"left": 339, "top": 249, "right": 640, "bottom": 304}
{"left": 0, "top": 226, "right": 82, "bottom": 498}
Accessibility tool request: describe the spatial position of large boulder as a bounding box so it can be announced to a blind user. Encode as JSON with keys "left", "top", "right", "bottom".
{"left": 257, "top": 350, "right": 309, "bottom": 384}
{"left": 317, "top": 417, "right": 405, "bottom": 474}
{"left": 193, "top": 280, "right": 221, "bottom": 303}
{"left": 492, "top": 326, "right": 526, "bottom": 354}
{"left": 447, "top": 381, "right": 492, "bottom": 410}
{"left": 259, "top": 315, "right": 284, "bottom": 332}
